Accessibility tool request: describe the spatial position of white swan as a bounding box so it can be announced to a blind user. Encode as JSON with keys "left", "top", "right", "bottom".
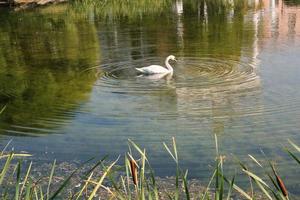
{"left": 136, "top": 55, "right": 176, "bottom": 75}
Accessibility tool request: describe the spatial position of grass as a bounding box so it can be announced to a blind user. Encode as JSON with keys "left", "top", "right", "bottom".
{"left": 0, "top": 105, "right": 298, "bottom": 199}
{"left": 0, "top": 135, "right": 299, "bottom": 199}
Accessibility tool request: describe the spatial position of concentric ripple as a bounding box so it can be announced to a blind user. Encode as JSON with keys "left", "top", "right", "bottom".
{"left": 95, "top": 56, "right": 260, "bottom": 95}
{"left": 2, "top": 2, "right": 300, "bottom": 194}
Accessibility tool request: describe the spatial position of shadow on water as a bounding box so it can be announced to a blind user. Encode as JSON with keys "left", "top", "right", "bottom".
{"left": 0, "top": 7, "right": 100, "bottom": 136}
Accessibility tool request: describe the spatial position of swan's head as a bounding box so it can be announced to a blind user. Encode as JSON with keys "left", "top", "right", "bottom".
{"left": 168, "top": 55, "right": 177, "bottom": 62}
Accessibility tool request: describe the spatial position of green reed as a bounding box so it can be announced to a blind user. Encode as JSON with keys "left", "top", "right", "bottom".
{"left": 0, "top": 133, "right": 299, "bottom": 199}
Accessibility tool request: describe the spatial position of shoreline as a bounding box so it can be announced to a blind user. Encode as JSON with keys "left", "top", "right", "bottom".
{"left": 0, "top": 0, "right": 67, "bottom": 10}
{"left": 1, "top": 160, "right": 251, "bottom": 199}
{"left": 0, "top": 136, "right": 298, "bottom": 199}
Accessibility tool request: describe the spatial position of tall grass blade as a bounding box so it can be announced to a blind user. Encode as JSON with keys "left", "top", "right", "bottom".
{"left": 39, "top": 185, "right": 44, "bottom": 200}
{"left": 14, "top": 161, "right": 22, "bottom": 200}
{"left": 286, "top": 149, "right": 300, "bottom": 165}
{"left": 265, "top": 175, "right": 284, "bottom": 199}
{"left": 125, "top": 156, "right": 132, "bottom": 199}
{"left": 88, "top": 157, "right": 119, "bottom": 200}
{"left": 103, "top": 162, "right": 126, "bottom": 200}
{"left": 254, "top": 179, "right": 273, "bottom": 200}
{"left": 148, "top": 167, "right": 158, "bottom": 200}
{"left": 222, "top": 175, "right": 252, "bottom": 200}
{"left": 172, "top": 137, "right": 178, "bottom": 162}
{"left": 164, "top": 138, "right": 180, "bottom": 200}
{"left": 75, "top": 172, "right": 94, "bottom": 200}
{"left": 0, "top": 104, "right": 6, "bottom": 115}
{"left": 215, "top": 159, "right": 219, "bottom": 200}
{"left": 232, "top": 155, "right": 247, "bottom": 170}
{"left": 84, "top": 155, "right": 108, "bottom": 176}
{"left": 242, "top": 169, "right": 278, "bottom": 199}
{"left": 20, "top": 161, "right": 33, "bottom": 197}
{"left": 242, "top": 169, "right": 270, "bottom": 188}
{"left": 25, "top": 179, "right": 32, "bottom": 200}
{"left": 0, "top": 153, "right": 14, "bottom": 185}
{"left": 34, "top": 186, "right": 39, "bottom": 200}
{"left": 226, "top": 175, "right": 235, "bottom": 200}
{"left": 214, "top": 134, "right": 219, "bottom": 156}
{"left": 1, "top": 140, "right": 12, "bottom": 157}
{"left": 201, "top": 169, "right": 217, "bottom": 200}
{"left": 146, "top": 182, "right": 153, "bottom": 200}
{"left": 175, "top": 166, "right": 179, "bottom": 200}
{"left": 218, "top": 163, "right": 224, "bottom": 200}
{"left": 46, "top": 160, "right": 56, "bottom": 200}
{"left": 288, "top": 140, "right": 300, "bottom": 152}
{"left": 163, "top": 142, "right": 177, "bottom": 163}
{"left": 248, "top": 154, "right": 263, "bottom": 168}
{"left": 128, "top": 139, "right": 148, "bottom": 162}
{"left": 49, "top": 158, "right": 94, "bottom": 199}
{"left": 0, "top": 153, "right": 31, "bottom": 159}
{"left": 182, "top": 170, "right": 190, "bottom": 200}
{"left": 140, "top": 149, "right": 146, "bottom": 200}
{"left": 233, "top": 155, "right": 255, "bottom": 197}
{"left": 120, "top": 176, "right": 128, "bottom": 198}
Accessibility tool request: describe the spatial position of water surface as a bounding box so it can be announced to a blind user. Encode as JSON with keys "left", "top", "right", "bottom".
{"left": 1, "top": 0, "right": 300, "bottom": 195}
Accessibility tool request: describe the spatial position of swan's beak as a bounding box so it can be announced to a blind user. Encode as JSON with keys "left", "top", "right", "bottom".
{"left": 174, "top": 58, "right": 177, "bottom": 62}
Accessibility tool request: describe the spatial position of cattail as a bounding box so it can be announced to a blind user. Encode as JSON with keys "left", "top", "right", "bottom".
{"left": 271, "top": 164, "right": 288, "bottom": 197}
{"left": 275, "top": 173, "right": 288, "bottom": 197}
{"left": 129, "top": 159, "right": 138, "bottom": 186}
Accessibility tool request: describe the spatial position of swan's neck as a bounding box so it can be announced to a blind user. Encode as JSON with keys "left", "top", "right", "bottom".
{"left": 165, "top": 58, "right": 174, "bottom": 72}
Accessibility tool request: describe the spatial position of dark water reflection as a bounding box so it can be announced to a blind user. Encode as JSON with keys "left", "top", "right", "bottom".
{"left": 1, "top": 0, "right": 300, "bottom": 195}
{"left": 0, "top": 9, "right": 99, "bottom": 135}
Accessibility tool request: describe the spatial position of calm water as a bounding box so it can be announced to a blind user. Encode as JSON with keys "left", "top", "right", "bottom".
{"left": 1, "top": 0, "right": 300, "bottom": 195}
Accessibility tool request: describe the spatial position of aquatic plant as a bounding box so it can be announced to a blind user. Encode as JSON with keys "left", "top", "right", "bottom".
{"left": 0, "top": 106, "right": 299, "bottom": 199}
{"left": 0, "top": 133, "right": 299, "bottom": 199}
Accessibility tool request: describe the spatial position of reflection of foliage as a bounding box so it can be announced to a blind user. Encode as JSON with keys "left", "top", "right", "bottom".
{"left": 284, "top": 0, "right": 300, "bottom": 5}
{"left": 67, "top": 0, "right": 256, "bottom": 59}
{"left": 70, "top": 0, "right": 173, "bottom": 20}
{"left": 0, "top": 0, "right": 258, "bottom": 136}
{"left": 183, "top": 0, "right": 257, "bottom": 18}
{"left": 0, "top": 7, "right": 99, "bottom": 135}
{"left": 91, "top": 0, "right": 256, "bottom": 57}
{"left": 69, "top": 0, "right": 253, "bottom": 21}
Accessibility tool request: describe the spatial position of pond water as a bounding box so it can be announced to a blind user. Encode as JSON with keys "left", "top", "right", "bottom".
{"left": 1, "top": 0, "right": 300, "bottom": 195}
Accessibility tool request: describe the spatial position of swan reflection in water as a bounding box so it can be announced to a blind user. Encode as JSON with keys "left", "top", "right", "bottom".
{"left": 137, "top": 72, "right": 173, "bottom": 80}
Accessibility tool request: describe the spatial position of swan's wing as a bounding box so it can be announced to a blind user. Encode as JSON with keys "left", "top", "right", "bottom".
{"left": 136, "top": 65, "right": 169, "bottom": 74}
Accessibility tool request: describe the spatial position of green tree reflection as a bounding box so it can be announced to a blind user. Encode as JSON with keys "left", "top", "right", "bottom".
{"left": 0, "top": 7, "right": 100, "bottom": 136}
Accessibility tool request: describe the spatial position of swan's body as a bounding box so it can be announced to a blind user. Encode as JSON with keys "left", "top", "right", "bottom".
{"left": 136, "top": 65, "right": 170, "bottom": 74}
{"left": 136, "top": 55, "right": 176, "bottom": 75}
{"left": 137, "top": 72, "right": 172, "bottom": 80}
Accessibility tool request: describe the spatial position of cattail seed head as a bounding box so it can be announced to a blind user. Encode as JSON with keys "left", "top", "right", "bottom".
{"left": 271, "top": 164, "right": 288, "bottom": 197}
{"left": 275, "top": 174, "right": 288, "bottom": 197}
{"left": 129, "top": 159, "right": 138, "bottom": 186}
